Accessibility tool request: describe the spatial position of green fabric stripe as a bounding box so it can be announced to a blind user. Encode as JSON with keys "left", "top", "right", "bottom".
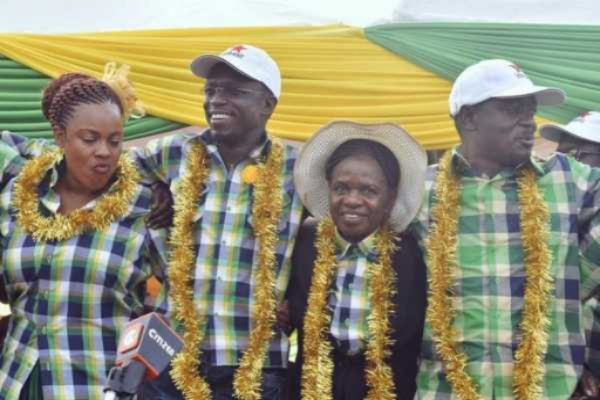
{"left": 365, "top": 22, "right": 600, "bottom": 123}
{"left": 0, "top": 54, "right": 184, "bottom": 139}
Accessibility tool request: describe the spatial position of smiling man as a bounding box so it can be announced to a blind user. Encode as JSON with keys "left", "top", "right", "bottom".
{"left": 413, "top": 59, "right": 600, "bottom": 400}
{"left": 136, "top": 45, "right": 303, "bottom": 400}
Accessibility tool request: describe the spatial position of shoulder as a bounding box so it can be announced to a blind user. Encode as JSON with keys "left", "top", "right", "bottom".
{"left": 295, "top": 218, "right": 318, "bottom": 246}
{"left": 141, "top": 131, "right": 206, "bottom": 154}
{"left": 393, "top": 231, "right": 425, "bottom": 269}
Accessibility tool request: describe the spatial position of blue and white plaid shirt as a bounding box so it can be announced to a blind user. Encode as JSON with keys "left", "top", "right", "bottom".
{"left": 0, "top": 140, "right": 164, "bottom": 400}
{"left": 133, "top": 130, "right": 304, "bottom": 367}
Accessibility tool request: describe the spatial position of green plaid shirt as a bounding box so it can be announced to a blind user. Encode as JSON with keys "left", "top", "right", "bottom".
{"left": 412, "top": 149, "right": 600, "bottom": 400}
{"left": 0, "top": 149, "right": 164, "bottom": 399}
{"left": 132, "top": 130, "right": 304, "bottom": 367}
{"left": 329, "top": 230, "right": 376, "bottom": 356}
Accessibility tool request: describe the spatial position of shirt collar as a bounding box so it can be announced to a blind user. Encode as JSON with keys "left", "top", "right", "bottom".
{"left": 334, "top": 228, "right": 378, "bottom": 260}
{"left": 39, "top": 160, "right": 125, "bottom": 214}
{"left": 198, "top": 129, "right": 271, "bottom": 164}
{"left": 450, "top": 145, "right": 545, "bottom": 179}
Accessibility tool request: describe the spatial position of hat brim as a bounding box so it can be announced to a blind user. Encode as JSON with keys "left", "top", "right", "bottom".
{"left": 494, "top": 83, "right": 566, "bottom": 107}
{"left": 190, "top": 54, "right": 254, "bottom": 82}
{"left": 293, "top": 121, "right": 427, "bottom": 233}
{"left": 539, "top": 124, "right": 567, "bottom": 143}
{"left": 540, "top": 122, "right": 600, "bottom": 144}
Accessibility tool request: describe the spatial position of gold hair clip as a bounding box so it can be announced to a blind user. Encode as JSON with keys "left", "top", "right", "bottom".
{"left": 102, "top": 62, "right": 145, "bottom": 121}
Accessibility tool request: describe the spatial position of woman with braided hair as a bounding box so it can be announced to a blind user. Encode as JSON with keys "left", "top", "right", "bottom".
{"left": 0, "top": 66, "right": 165, "bottom": 400}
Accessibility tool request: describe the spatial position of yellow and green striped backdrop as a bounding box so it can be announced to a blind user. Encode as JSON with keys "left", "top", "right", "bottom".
{"left": 0, "top": 23, "right": 598, "bottom": 149}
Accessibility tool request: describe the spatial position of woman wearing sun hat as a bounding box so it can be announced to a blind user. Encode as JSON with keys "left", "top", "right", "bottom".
{"left": 287, "top": 121, "right": 428, "bottom": 400}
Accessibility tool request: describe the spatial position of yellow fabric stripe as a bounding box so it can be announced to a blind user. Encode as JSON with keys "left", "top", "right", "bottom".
{"left": 0, "top": 25, "right": 556, "bottom": 148}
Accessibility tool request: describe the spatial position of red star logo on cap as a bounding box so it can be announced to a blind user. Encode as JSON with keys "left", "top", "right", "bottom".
{"left": 231, "top": 45, "right": 246, "bottom": 54}
{"left": 579, "top": 111, "right": 591, "bottom": 119}
{"left": 509, "top": 63, "right": 525, "bottom": 78}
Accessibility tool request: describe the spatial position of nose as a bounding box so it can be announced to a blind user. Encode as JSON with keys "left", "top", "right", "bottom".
{"left": 95, "top": 141, "right": 111, "bottom": 158}
{"left": 343, "top": 190, "right": 362, "bottom": 207}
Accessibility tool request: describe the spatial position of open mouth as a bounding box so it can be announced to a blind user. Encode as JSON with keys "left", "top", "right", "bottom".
{"left": 210, "top": 112, "right": 232, "bottom": 124}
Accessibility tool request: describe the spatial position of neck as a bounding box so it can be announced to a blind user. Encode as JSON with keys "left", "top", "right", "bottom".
{"left": 461, "top": 145, "right": 506, "bottom": 178}
{"left": 215, "top": 131, "right": 266, "bottom": 168}
{"left": 55, "top": 174, "right": 105, "bottom": 214}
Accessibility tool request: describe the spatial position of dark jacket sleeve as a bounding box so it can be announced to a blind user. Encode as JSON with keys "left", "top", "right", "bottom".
{"left": 389, "top": 231, "right": 428, "bottom": 400}
{"left": 287, "top": 221, "right": 318, "bottom": 332}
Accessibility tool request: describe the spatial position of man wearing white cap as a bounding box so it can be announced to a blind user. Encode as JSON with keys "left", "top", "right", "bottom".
{"left": 542, "top": 111, "right": 600, "bottom": 399}
{"left": 138, "top": 44, "right": 303, "bottom": 400}
{"left": 541, "top": 112, "right": 600, "bottom": 167}
{"left": 412, "top": 59, "right": 600, "bottom": 400}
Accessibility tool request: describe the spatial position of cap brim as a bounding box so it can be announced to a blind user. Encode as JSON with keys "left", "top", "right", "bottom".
{"left": 293, "top": 121, "right": 427, "bottom": 233}
{"left": 540, "top": 121, "right": 600, "bottom": 144}
{"left": 495, "top": 84, "right": 566, "bottom": 107}
{"left": 539, "top": 124, "right": 566, "bottom": 143}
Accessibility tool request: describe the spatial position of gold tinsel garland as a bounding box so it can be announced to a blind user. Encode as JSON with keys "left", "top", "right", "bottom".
{"left": 233, "top": 142, "right": 284, "bottom": 400}
{"left": 169, "top": 142, "right": 211, "bottom": 400}
{"left": 426, "top": 150, "right": 553, "bottom": 400}
{"left": 169, "top": 141, "right": 285, "bottom": 400}
{"left": 302, "top": 217, "right": 399, "bottom": 400}
{"left": 13, "top": 148, "right": 140, "bottom": 241}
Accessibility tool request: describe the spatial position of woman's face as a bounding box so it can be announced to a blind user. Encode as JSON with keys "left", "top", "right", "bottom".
{"left": 54, "top": 102, "right": 123, "bottom": 196}
{"left": 328, "top": 154, "right": 397, "bottom": 243}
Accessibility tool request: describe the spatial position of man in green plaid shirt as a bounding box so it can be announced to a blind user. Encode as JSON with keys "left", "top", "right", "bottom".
{"left": 137, "top": 45, "right": 304, "bottom": 400}
{"left": 412, "top": 59, "right": 600, "bottom": 400}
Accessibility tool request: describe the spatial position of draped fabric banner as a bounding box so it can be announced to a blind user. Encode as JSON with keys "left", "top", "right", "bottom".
{"left": 0, "top": 25, "right": 464, "bottom": 148}
{"left": 0, "top": 24, "right": 563, "bottom": 148}
{"left": 365, "top": 22, "right": 600, "bottom": 124}
{"left": 0, "top": 55, "right": 183, "bottom": 139}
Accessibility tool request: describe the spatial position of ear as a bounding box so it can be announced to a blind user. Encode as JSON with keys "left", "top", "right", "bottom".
{"left": 260, "top": 95, "right": 277, "bottom": 119}
{"left": 53, "top": 127, "right": 66, "bottom": 148}
{"left": 456, "top": 107, "right": 478, "bottom": 133}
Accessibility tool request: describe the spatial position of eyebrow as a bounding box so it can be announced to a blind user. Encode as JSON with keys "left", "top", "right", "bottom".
{"left": 76, "top": 129, "right": 123, "bottom": 137}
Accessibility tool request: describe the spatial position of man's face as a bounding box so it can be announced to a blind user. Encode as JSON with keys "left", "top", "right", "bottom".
{"left": 203, "top": 64, "right": 276, "bottom": 146}
{"left": 461, "top": 96, "right": 538, "bottom": 172}
{"left": 557, "top": 134, "right": 600, "bottom": 167}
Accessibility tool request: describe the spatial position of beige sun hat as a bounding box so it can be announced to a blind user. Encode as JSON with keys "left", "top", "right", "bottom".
{"left": 294, "top": 121, "right": 427, "bottom": 232}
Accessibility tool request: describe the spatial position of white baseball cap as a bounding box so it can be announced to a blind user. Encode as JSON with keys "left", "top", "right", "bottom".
{"left": 540, "top": 111, "right": 600, "bottom": 144}
{"left": 190, "top": 44, "right": 281, "bottom": 99}
{"left": 449, "top": 59, "right": 566, "bottom": 117}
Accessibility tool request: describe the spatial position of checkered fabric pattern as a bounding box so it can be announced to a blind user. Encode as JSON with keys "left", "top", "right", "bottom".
{"left": 0, "top": 140, "right": 24, "bottom": 186}
{"left": 412, "top": 148, "right": 600, "bottom": 400}
{"left": 0, "top": 154, "right": 163, "bottom": 399}
{"left": 132, "top": 130, "right": 303, "bottom": 367}
{"left": 329, "top": 231, "right": 376, "bottom": 356}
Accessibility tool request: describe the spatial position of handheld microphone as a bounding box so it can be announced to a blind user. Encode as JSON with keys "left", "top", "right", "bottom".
{"left": 103, "top": 312, "right": 183, "bottom": 400}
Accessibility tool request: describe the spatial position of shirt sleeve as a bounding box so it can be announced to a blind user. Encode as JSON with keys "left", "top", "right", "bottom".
{"left": 0, "top": 142, "right": 24, "bottom": 187}
{"left": 0, "top": 130, "right": 55, "bottom": 158}
{"left": 142, "top": 227, "right": 170, "bottom": 316}
{"left": 584, "top": 296, "right": 600, "bottom": 376}
{"left": 575, "top": 160, "right": 600, "bottom": 299}
{"left": 128, "top": 134, "right": 184, "bottom": 185}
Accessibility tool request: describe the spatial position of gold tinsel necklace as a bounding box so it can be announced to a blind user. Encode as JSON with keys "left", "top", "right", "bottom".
{"left": 169, "top": 140, "right": 285, "bottom": 400}
{"left": 302, "top": 217, "right": 398, "bottom": 400}
{"left": 426, "top": 150, "right": 554, "bottom": 400}
{"left": 13, "top": 148, "right": 139, "bottom": 241}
